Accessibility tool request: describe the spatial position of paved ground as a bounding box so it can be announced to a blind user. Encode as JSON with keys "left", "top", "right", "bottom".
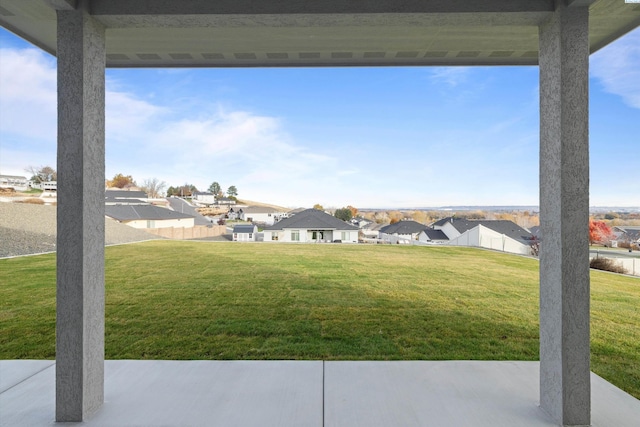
{"left": 2, "top": 360, "right": 639, "bottom": 427}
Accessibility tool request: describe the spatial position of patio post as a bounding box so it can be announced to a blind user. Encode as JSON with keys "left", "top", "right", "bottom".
{"left": 55, "top": 0, "right": 106, "bottom": 421}
{"left": 538, "top": 1, "right": 590, "bottom": 426}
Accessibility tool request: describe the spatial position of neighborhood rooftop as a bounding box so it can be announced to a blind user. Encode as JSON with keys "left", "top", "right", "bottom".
{"left": 265, "top": 209, "right": 359, "bottom": 231}
{"left": 379, "top": 220, "right": 428, "bottom": 235}
{"left": 445, "top": 217, "right": 533, "bottom": 242}
{"left": 105, "top": 205, "right": 194, "bottom": 222}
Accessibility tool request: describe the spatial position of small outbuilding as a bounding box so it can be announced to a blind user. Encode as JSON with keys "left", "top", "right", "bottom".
{"left": 232, "top": 224, "right": 258, "bottom": 241}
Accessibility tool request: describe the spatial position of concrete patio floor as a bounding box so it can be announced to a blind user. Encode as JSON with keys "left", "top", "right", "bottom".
{"left": 1, "top": 360, "right": 638, "bottom": 426}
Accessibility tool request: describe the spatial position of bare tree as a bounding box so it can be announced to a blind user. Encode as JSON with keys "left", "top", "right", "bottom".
{"left": 25, "top": 165, "right": 56, "bottom": 183}
{"left": 140, "top": 178, "right": 167, "bottom": 198}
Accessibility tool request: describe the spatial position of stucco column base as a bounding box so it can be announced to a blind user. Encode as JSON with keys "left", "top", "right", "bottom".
{"left": 55, "top": 0, "right": 106, "bottom": 422}
{"left": 538, "top": 1, "right": 590, "bottom": 426}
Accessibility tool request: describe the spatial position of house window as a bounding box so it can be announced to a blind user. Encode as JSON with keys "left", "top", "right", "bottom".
{"left": 272, "top": 234, "right": 278, "bottom": 241}
{"left": 291, "top": 230, "right": 300, "bottom": 241}
{"left": 249, "top": 233, "right": 253, "bottom": 239}
{"left": 233, "top": 233, "right": 238, "bottom": 240}
{"left": 341, "top": 231, "right": 348, "bottom": 240}
{"left": 147, "top": 220, "right": 156, "bottom": 228}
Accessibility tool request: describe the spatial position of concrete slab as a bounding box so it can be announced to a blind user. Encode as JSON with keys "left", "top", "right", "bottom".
{"left": 1, "top": 360, "right": 639, "bottom": 426}
{"left": 0, "top": 360, "right": 55, "bottom": 393}
{"left": 0, "top": 360, "right": 323, "bottom": 427}
{"left": 324, "top": 361, "right": 640, "bottom": 427}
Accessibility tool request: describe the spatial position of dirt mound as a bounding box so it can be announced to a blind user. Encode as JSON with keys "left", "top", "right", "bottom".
{"left": 0, "top": 202, "right": 163, "bottom": 257}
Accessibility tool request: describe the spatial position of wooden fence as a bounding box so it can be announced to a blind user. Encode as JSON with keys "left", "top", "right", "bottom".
{"left": 146, "top": 225, "right": 227, "bottom": 240}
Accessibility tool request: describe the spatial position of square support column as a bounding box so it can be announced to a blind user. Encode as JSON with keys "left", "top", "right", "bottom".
{"left": 539, "top": 2, "right": 590, "bottom": 426}
{"left": 55, "top": 1, "right": 106, "bottom": 422}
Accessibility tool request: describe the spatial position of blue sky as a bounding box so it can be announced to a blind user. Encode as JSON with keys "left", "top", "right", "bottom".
{"left": 0, "top": 27, "right": 638, "bottom": 209}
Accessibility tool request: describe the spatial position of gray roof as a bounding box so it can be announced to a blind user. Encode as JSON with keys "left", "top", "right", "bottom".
{"left": 105, "top": 205, "right": 194, "bottom": 221}
{"left": 529, "top": 226, "right": 541, "bottom": 238}
{"left": 380, "top": 220, "right": 428, "bottom": 235}
{"left": 105, "top": 190, "right": 147, "bottom": 199}
{"left": 232, "top": 225, "right": 257, "bottom": 234}
{"left": 622, "top": 230, "right": 640, "bottom": 241}
{"left": 450, "top": 218, "right": 533, "bottom": 242}
{"left": 422, "top": 229, "right": 449, "bottom": 241}
{"left": 241, "top": 206, "right": 284, "bottom": 214}
{"left": 615, "top": 226, "right": 640, "bottom": 232}
{"left": 0, "top": 175, "right": 28, "bottom": 180}
{"left": 264, "top": 209, "right": 358, "bottom": 231}
{"left": 288, "top": 208, "right": 307, "bottom": 215}
{"left": 105, "top": 198, "right": 147, "bottom": 205}
{"left": 432, "top": 217, "right": 454, "bottom": 227}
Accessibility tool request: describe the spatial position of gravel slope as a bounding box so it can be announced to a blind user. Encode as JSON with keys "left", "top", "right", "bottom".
{"left": 0, "top": 202, "right": 163, "bottom": 257}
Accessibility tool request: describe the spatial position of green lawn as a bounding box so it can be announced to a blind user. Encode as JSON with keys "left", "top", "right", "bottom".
{"left": 1, "top": 241, "right": 638, "bottom": 398}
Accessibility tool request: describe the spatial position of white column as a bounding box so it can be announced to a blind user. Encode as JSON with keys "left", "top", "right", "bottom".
{"left": 538, "top": 1, "right": 590, "bottom": 426}
{"left": 55, "top": 0, "right": 106, "bottom": 421}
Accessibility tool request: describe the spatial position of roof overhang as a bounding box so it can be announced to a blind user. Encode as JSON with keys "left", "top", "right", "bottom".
{"left": 1, "top": 0, "right": 638, "bottom": 67}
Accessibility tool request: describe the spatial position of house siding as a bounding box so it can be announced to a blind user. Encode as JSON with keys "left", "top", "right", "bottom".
{"left": 264, "top": 229, "right": 357, "bottom": 243}
{"left": 447, "top": 225, "right": 531, "bottom": 255}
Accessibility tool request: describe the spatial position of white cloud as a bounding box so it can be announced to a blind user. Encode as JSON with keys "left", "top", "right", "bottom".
{"left": 0, "top": 46, "right": 348, "bottom": 206}
{"left": 591, "top": 28, "right": 640, "bottom": 109}
{"left": 0, "top": 48, "right": 57, "bottom": 141}
{"left": 106, "top": 90, "right": 167, "bottom": 142}
{"left": 429, "top": 67, "right": 472, "bottom": 87}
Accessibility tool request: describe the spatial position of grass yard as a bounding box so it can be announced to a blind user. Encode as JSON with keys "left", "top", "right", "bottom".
{"left": 1, "top": 240, "right": 638, "bottom": 398}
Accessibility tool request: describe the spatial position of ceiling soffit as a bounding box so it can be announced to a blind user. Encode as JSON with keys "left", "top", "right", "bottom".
{"left": 0, "top": 0, "right": 638, "bottom": 67}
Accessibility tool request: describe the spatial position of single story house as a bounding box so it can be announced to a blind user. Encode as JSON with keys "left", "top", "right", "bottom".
{"left": 432, "top": 217, "right": 535, "bottom": 255}
{"left": 379, "top": 220, "right": 428, "bottom": 243}
{"left": 0, "top": 175, "right": 29, "bottom": 191}
{"left": 105, "top": 204, "right": 195, "bottom": 229}
{"left": 239, "top": 206, "right": 289, "bottom": 226}
{"left": 613, "top": 226, "right": 640, "bottom": 248}
{"left": 263, "top": 208, "right": 358, "bottom": 243}
{"left": 232, "top": 224, "right": 258, "bottom": 242}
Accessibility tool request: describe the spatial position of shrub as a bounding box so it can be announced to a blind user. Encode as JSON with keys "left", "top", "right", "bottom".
{"left": 590, "top": 257, "right": 627, "bottom": 275}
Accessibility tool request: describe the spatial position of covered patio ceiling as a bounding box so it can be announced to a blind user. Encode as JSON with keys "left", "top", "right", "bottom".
{"left": 1, "top": 0, "right": 639, "bottom": 67}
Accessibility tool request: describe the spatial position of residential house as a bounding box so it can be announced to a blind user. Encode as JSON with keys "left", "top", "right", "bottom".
{"left": 379, "top": 220, "right": 428, "bottom": 243}
{"left": 418, "top": 229, "right": 449, "bottom": 244}
{"left": 239, "top": 206, "right": 289, "bottom": 226}
{"left": 216, "top": 197, "right": 236, "bottom": 206}
{"left": 433, "top": 217, "right": 534, "bottom": 255}
{"left": 350, "top": 216, "right": 372, "bottom": 229}
{"left": 232, "top": 224, "right": 258, "bottom": 241}
{"left": 192, "top": 191, "right": 216, "bottom": 206}
{"left": 227, "top": 207, "right": 240, "bottom": 220}
{"left": 263, "top": 208, "right": 358, "bottom": 243}
{"left": 0, "top": 175, "right": 29, "bottom": 191}
{"left": 360, "top": 222, "right": 385, "bottom": 239}
{"left": 105, "top": 204, "right": 195, "bottom": 229}
{"left": 613, "top": 226, "right": 640, "bottom": 249}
